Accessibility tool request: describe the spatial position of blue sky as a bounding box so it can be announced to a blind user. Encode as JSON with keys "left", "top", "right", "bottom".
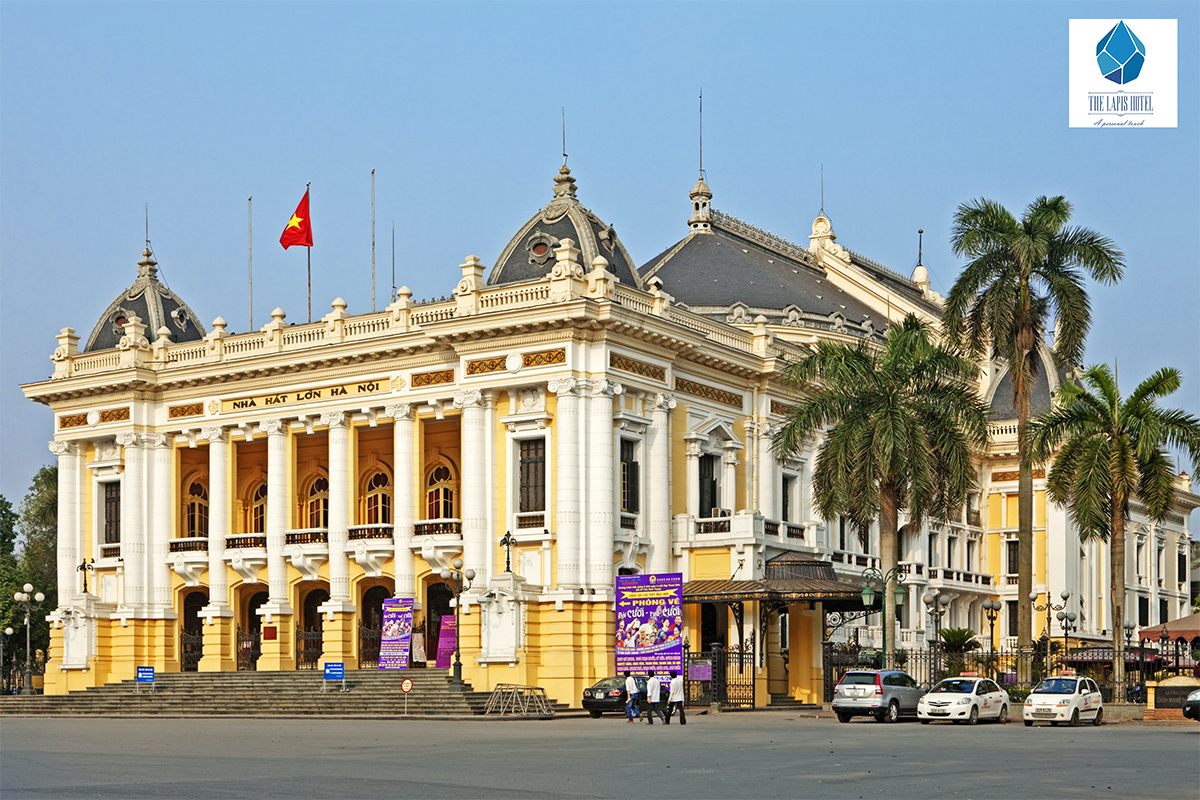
{"left": 2, "top": 2, "right": 1197, "bottom": 513}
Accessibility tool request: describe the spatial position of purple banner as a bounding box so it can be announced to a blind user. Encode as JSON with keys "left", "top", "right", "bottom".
{"left": 435, "top": 615, "right": 457, "bottom": 669}
{"left": 379, "top": 598, "right": 414, "bottom": 670}
{"left": 616, "top": 573, "right": 683, "bottom": 674}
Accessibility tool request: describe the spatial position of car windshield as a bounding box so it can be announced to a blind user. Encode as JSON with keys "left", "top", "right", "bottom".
{"left": 931, "top": 679, "right": 976, "bottom": 694}
{"left": 1033, "top": 678, "right": 1077, "bottom": 694}
{"left": 593, "top": 678, "right": 623, "bottom": 690}
{"left": 839, "top": 673, "right": 877, "bottom": 685}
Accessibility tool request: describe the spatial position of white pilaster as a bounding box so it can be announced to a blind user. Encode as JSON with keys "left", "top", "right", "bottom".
{"left": 685, "top": 438, "right": 701, "bottom": 517}
{"left": 148, "top": 434, "right": 173, "bottom": 609}
{"left": 648, "top": 393, "right": 675, "bottom": 574}
{"left": 550, "top": 378, "right": 581, "bottom": 587}
{"left": 115, "top": 432, "right": 145, "bottom": 607}
{"left": 322, "top": 411, "right": 353, "bottom": 605}
{"left": 203, "top": 427, "right": 231, "bottom": 610}
{"left": 756, "top": 423, "right": 776, "bottom": 518}
{"left": 259, "top": 418, "right": 293, "bottom": 615}
{"left": 49, "top": 441, "right": 79, "bottom": 601}
{"left": 721, "top": 449, "right": 738, "bottom": 512}
{"left": 387, "top": 403, "right": 416, "bottom": 597}
{"left": 455, "top": 390, "right": 489, "bottom": 587}
{"left": 586, "top": 380, "right": 621, "bottom": 587}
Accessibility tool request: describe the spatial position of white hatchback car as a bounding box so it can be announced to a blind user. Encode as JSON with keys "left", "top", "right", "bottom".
{"left": 1023, "top": 674, "right": 1104, "bottom": 727}
{"left": 918, "top": 676, "right": 1011, "bottom": 724}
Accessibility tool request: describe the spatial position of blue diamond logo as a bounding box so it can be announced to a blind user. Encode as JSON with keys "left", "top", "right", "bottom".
{"left": 1096, "top": 21, "right": 1146, "bottom": 84}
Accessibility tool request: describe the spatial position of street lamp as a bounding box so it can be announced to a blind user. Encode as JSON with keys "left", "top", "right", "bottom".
{"left": 983, "top": 599, "right": 1002, "bottom": 650}
{"left": 1030, "top": 589, "right": 1070, "bottom": 643}
{"left": 859, "top": 566, "right": 907, "bottom": 660}
{"left": 438, "top": 557, "right": 475, "bottom": 691}
{"left": 1056, "top": 610, "right": 1078, "bottom": 660}
{"left": 923, "top": 592, "right": 952, "bottom": 679}
{"left": 2, "top": 626, "right": 12, "bottom": 695}
{"left": 13, "top": 583, "right": 45, "bottom": 696}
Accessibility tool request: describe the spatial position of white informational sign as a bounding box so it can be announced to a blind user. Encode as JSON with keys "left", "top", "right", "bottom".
{"left": 1069, "top": 19, "right": 1177, "bottom": 128}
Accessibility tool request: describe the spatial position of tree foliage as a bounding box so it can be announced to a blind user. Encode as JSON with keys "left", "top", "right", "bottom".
{"left": 939, "top": 627, "right": 981, "bottom": 653}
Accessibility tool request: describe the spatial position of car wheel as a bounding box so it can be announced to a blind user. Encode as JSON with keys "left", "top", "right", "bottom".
{"left": 836, "top": 712, "right": 852, "bottom": 723}
{"left": 589, "top": 710, "right": 602, "bottom": 718}
{"left": 1024, "top": 720, "right": 1033, "bottom": 727}
{"left": 997, "top": 704, "right": 1008, "bottom": 724}
{"left": 885, "top": 701, "right": 900, "bottom": 723}
{"left": 1092, "top": 708, "right": 1103, "bottom": 727}
{"left": 1069, "top": 709, "right": 1079, "bottom": 728}
{"left": 967, "top": 706, "right": 979, "bottom": 725}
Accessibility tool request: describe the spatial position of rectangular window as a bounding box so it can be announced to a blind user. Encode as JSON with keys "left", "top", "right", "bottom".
{"left": 1138, "top": 596, "right": 1150, "bottom": 626}
{"left": 1007, "top": 600, "right": 1019, "bottom": 637}
{"left": 1006, "top": 540, "right": 1020, "bottom": 575}
{"left": 1180, "top": 551, "right": 1188, "bottom": 583}
{"left": 699, "top": 454, "right": 718, "bottom": 516}
{"left": 103, "top": 482, "right": 121, "bottom": 544}
{"left": 620, "top": 439, "right": 639, "bottom": 514}
{"left": 1136, "top": 542, "right": 1145, "bottom": 575}
{"left": 518, "top": 438, "right": 546, "bottom": 513}
{"left": 1157, "top": 546, "right": 1165, "bottom": 579}
{"left": 966, "top": 540, "right": 976, "bottom": 573}
{"left": 839, "top": 517, "right": 848, "bottom": 551}
{"left": 947, "top": 538, "right": 957, "bottom": 569}
{"left": 928, "top": 534, "right": 938, "bottom": 567}
{"left": 780, "top": 475, "right": 794, "bottom": 522}
{"left": 1159, "top": 599, "right": 1169, "bottom": 624}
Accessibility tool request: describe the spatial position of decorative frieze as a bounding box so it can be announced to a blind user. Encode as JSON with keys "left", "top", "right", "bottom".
{"left": 466, "top": 356, "right": 507, "bottom": 376}
{"left": 769, "top": 400, "right": 793, "bottom": 417}
{"left": 523, "top": 348, "right": 565, "bottom": 368}
{"left": 610, "top": 353, "right": 666, "bottom": 381}
{"left": 99, "top": 408, "right": 130, "bottom": 423}
{"left": 412, "top": 369, "right": 455, "bottom": 388}
{"left": 58, "top": 413, "right": 88, "bottom": 429}
{"left": 991, "top": 469, "right": 1045, "bottom": 482}
{"left": 60, "top": 407, "right": 130, "bottom": 429}
{"left": 169, "top": 403, "right": 204, "bottom": 419}
{"left": 674, "top": 377, "right": 743, "bottom": 409}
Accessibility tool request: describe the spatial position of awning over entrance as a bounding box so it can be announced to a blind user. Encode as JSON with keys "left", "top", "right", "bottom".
{"left": 683, "top": 556, "right": 867, "bottom": 613}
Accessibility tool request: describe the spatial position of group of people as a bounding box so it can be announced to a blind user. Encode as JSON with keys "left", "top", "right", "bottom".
{"left": 623, "top": 670, "right": 686, "bottom": 725}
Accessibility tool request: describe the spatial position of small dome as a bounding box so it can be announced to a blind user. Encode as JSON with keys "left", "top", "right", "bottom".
{"left": 489, "top": 166, "right": 640, "bottom": 288}
{"left": 912, "top": 263, "right": 929, "bottom": 284}
{"left": 83, "top": 248, "right": 206, "bottom": 352}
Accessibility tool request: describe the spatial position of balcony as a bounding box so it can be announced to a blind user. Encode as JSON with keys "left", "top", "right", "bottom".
{"left": 829, "top": 550, "right": 879, "bottom": 570}
{"left": 224, "top": 533, "right": 266, "bottom": 583}
{"left": 927, "top": 567, "right": 993, "bottom": 591}
{"left": 226, "top": 534, "right": 266, "bottom": 549}
{"left": 169, "top": 537, "right": 209, "bottom": 553}
{"left": 348, "top": 524, "right": 393, "bottom": 541}
{"left": 414, "top": 518, "right": 462, "bottom": 536}
{"left": 619, "top": 514, "right": 638, "bottom": 531}
{"left": 285, "top": 528, "right": 329, "bottom": 545}
{"left": 168, "top": 538, "right": 209, "bottom": 586}
{"left": 515, "top": 512, "right": 546, "bottom": 531}
{"left": 100, "top": 544, "right": 121, "bottom": 560}
{"left": 347, "top": 524, "right": 394, "bottom": 579}
{"left": 696, "top": 516, "right": 731, "bottom": 534}
{"left": 283, "top": 528, "right": 329, "bottom": 581}
{"left": 966, "top": 509, "right": 981, "bottom": 527}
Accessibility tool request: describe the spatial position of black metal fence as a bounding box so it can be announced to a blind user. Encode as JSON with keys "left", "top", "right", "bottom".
{"left": 358, "top": 625, "right": 381, "bottom": 669}
{"left": 236, "top": 627, "right": 260, "bottom": 671}
{"left": 180, "top": 630, "right": 203, "bottom": 672}
{"left": 295, "top": 628, "right": 323, "bottom": 670}
{"left": 683, "top": 640, "right": 756, "bottom": 709}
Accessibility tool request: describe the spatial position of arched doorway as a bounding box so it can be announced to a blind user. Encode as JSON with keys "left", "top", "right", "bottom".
{"left": 239, "top": 590, "right": 268, "bottom": 671}
{"left": 426, "top": 582, "right": 453, "bottom": 666}
{"left": 359, "top": 586, "right": 389, "bottom": 668}
{"left": 181, "top": 590, "right": 207, "bottom": 672}
{"left": 297, "top": 587, "right": 329, "bottom": 670}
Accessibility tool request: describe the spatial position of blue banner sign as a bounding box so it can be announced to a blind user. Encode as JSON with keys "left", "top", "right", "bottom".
{"left": 615, "top": 572, "right": 683, "bottom": 674}
{"left": 324, "top": 662, "right": 345, "bottom": 681}
{"left": 136, "top": 666, "right": 155, "bottom": 683}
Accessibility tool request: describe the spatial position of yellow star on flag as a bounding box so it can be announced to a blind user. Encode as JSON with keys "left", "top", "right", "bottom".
{"left": 286, "top": 213, "right": 304, "bottom": 230}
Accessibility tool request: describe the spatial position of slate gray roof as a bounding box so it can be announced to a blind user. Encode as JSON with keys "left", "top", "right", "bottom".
{"left": 987, "top": 349, "right": 1070, "bottom": 421}
{"left": 84, "top": 248, "right": 206, "bottom": 352}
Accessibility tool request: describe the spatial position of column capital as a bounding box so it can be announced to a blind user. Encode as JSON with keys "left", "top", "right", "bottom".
{"left": 591, "top": 380, "right": 623, "bottom": 398}
{"left": 453, "top": 389, "right": 484, "bottom": 409}
{"left": 48, "top": 440, "right": 78, "bottom": 457}
{"left": 384, "top": 403, "right": 415, "bottom": 421}
{"left": 548, "top": 377, "right": 577, "bottom": 397}
{"left": 258, "top": 418, "right": 288, "bottom": 437}
{"left": 115, "top": 432, "right": 139, "bottom": 448}
{"left": 201, "top": 426, "right": 228, "bottom": 443}
{"left": 652, "top": 392, "right": 677, "bottom": 411}
{"left": 143, "top": 433, "right": 171, "bottom": 449}
{"left": 319, "top": 410, "right": 350, "bottom": 429}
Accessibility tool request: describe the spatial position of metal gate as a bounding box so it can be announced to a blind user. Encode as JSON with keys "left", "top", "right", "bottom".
{"left": 715, "top": 640, "right": 756, "bottom": 709}
{"left": 358, "top": 625, "right": 381, "bottom": 669}
{"left": 683, "top": 642, "right": 713, "bottom": 706}
{"left": 236, "top": 627, "right": 261, "bottom": 671}
{"left": 296, "top": 627, "right": 323, "bottom": 670}
{"left": 181, "top": 630, "right": 203, "bottom": 672}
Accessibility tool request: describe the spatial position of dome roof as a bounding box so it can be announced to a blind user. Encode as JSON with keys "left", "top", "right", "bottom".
{"left": 987, "top": 345, "right": 1069, "bottom": 421}
{"left": 83, "top": 248, "right": 206, "bottom": 352}
{"left": 489, "top": 165, "right": 640, "bottom": 289}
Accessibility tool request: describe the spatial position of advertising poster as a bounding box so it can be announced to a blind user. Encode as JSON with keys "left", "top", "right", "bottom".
{"left": 378, "top": 598, "right": 414, "bottom": 670}
{"left": 435, "top": 615, "right": 457, "bottom": 669}
{"left": 615, "top": 573, "right": 683, "bottom": 674}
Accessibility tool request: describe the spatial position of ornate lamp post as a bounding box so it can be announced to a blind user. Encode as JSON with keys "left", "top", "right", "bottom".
{"left": 923, "top": 591, "right": 951, "bottom": 678}
{"left": 13, "top": 584, "right": 45, "bottom": 696}
{"left": 859, "top": 566, "right": 907, "bottom": 662}
{"left": 1030, "top": 589, "right": 1070, "bottom": 643}
{"left": 439, "top": 557, "right": 475, "bottom": 691}
{"left": 983, "top": 599, "right": 1002, "bottom": 651}
{"left": 1056, "top": 610, "right": 1078, "bottom": 664}
{"left": 2, "top": 626, "right": 12, "bottom": 695}
{"left": 499, "top": 532, "right": 517, "bottom": 574}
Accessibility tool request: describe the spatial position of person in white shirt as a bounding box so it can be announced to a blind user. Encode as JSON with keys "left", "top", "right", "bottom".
{"left": 624, "top": 671, "right": 641, "bottom": 723}
{"left": 645, "top": 671, "right": 666, "bottom": 725}
{"left": 666, "top": 670, "right": 686, "bottom": 725}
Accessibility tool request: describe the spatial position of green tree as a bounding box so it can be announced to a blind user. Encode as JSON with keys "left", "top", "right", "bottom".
{"left": 943, "top": 196, "right": 1124, "bottom": 648}
{"left": 15, "top": 466, "right": 57, "bottom": 664}
{"left": 1029, "top": 364, "right": 1200, "bottom": 685}
{"left": 773, "top": 314, "right": 989, "bottom": 658}
{"left": 939, "top": 627, "right": 981, "bottom": 653}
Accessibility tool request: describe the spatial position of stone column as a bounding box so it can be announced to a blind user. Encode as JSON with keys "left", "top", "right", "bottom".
{"left": 387, "top": 404, "right": 416, "bottom": 597}
{"left": 199, "top": 426, "right": 235, "bottom": 671}
{"left": 685, "top": 438, "right": 701, "bottom": 517}
{"left": 549, "top": 379, "right": 581, "bottom": 588}
{"left": 757, "top": 423, "right": 776, "bottom": 519}
{"left": 721, "top": 449, "right": 739, "bottom": 513}
{"left": 258, "top": 419, "right": 292, "bottom": 614}
{"left": 148, "top": 434, "right": 174, "bottom": 611}
{"left": 115, "top": 433, "right": 145, "bottom": 607}
{"left": 49, "top": 441, "right": 79, "bottom": 601}
{"left": 647, "top": 394, "right": 675, "bottom": 574}
{"left": 318, "top": 412, "right": 357, "bottom": 668}
{"left": 587, "top": 380, "right": 621, "bottom": 587}
{"left": 455, "top": 390, "right": 489, "bottom": 587}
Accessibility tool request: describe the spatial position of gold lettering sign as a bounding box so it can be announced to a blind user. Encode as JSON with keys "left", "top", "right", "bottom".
{"left": 219, "top": 379, "right": 389, "bottom": 413}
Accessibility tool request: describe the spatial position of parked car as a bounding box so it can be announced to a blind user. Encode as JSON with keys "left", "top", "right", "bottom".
{"left": 832, "top": 669, "right": 925, "bottom": 723}
{"left": 582, "top": 675, "right": 647, "bottom": 718}
{"left": 917, "top": 675, "right": 1010, "bottom": 725}
{"left": 1023, "top": 673, "right": 1103, "bottom": 727}
{"left": 1183, "top": 688, "right": 1200, "bottom": 721}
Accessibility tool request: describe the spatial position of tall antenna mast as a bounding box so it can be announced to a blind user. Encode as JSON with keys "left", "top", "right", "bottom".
{"left": 145, "top": 203, "right": 150, "bottom": 249}
{"left": 820, "top": 165, "right": 825, "bottom": 216}
{"left": 248, "top": 196, "right": 253, "bottom": 330}
{"left": 391, "top": 223, "right": 396, "bottom": 303}
{"left": 699, "top": 88, "right": 703, "bottom": 178}
{"left": 918, "top": 228, "right": 924, "bottom": 264}
{"left": 562, "top": 107, "right": 567, "bottom": 167}
{"left": 371, "top": 168, "right": 376, "bottom": 312}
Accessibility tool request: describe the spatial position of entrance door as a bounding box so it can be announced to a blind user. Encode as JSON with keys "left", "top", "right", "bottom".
{"left": 700, "top": 603, "right": 728, "bottom": 651}
{"left": 181, "top": 591, "right": 207, "bottom": 672}
{"left": 426, "top": 582, "right": 453, "bottom": 665}
{"left": 297, "top": 588, "right": 329, "bottom": 669}
{"left": 359, "top": 586, "right": 389, "bottom": 668}
{"left": 239, "top": 591, "right": 267, "bottom": 671}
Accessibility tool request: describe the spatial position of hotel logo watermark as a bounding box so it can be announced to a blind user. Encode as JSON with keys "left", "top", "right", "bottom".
{"left": 1069, "top": 19, "right": 1176, "bottom": 128}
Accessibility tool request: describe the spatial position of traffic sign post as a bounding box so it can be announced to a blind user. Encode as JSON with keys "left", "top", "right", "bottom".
{"left": 135, "top": 666, "right": 155, "bottom": 694}
{"left": 402, "top": 676, "right": 413, "bottom": 715}
{"left": 322, "top": 662, "right": 348, "bottom": 693}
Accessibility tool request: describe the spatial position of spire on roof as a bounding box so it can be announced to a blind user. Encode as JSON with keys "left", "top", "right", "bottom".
{"left": 912, "top": 229, "right": 930, "bottom": 289}
{"left": 688, "top": 176, "right": 713, "bottom": 233}
{"left": 136, "top": 247, "right": 159, "bottom": 281}
{"left": 552, "top": 164, "right": 577, "bottom": 201}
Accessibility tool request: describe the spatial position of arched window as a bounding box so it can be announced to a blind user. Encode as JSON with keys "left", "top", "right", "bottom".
{"left": 426, "top": 464, "right": 455, "bottom": 519}
{"left": 364, "top": 471, "right": 391, "bottom": 525}
{"left": 307, "top": 477, "right": 329, "bottom": 529}
{"left": 186, "top": 482, "right": 209, "bottom": 538}
{"left": 251, "top": 484, "right": 267, "bottom": 534}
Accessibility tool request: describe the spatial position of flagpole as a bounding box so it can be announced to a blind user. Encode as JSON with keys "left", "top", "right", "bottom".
{"left": 391, "top": 222, "right": 396, "bottom": 303}
{"left": 307, "top": 181, "right": 312, "bottom": 323}
{"left": 372, "top": 168, "right": 376, "bottom": 313}
{"left": 248, "top": 195, "right": 253, "bottom": 331}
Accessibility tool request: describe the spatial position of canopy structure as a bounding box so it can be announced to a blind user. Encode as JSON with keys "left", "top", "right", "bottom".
{"left": 1138, "top": 612, "right": 1200, "bottom": 645}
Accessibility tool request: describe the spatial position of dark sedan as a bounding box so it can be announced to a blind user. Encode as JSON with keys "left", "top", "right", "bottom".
{"left": 1184, "top": 689, "right": 1200, "bottom": 721}
{"left": 582, "top": 675, "right": 647, "bottom": 718}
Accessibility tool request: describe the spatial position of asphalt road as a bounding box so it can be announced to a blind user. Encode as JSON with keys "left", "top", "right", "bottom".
{"left": 1, "top": 714, "right": 1196, "bottom": 799}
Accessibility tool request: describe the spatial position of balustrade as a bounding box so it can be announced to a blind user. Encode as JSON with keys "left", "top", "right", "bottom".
{"left": 413, "top": 519, "right": 462, "bottom": 536}
{"left": 696, "top": 517, "right": 732, "bottom": 534}
{"left": 347, "top": 524, "right": 393, "bottom": 541}
{"left": 226, "top": 534, "right": 266, "bottom": 549}
{"left": 515, "top": 512, "right": 544, "bottom": 530}
{"left": 169, "top": 538, "right": 209, "bottom": 553}
{"left": 284, "top": 528, "right": 328, "bottom": 545}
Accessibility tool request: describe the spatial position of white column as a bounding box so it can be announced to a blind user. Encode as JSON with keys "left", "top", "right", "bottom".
{"left": 322, "top": 411, "right": 352, "bottom": 603}
{"left": 149, "top": 434, "right": 173, "bottom": 609}
{"left": 756, "top": 423, "right": 776, "bottom": 518}
{"left": 203, "top": 427, "right": 231, "bottom": 610}
{"left": 721, "top": 449, "right": 738, "bottom": 512}
{"left": 685, "top": 439, "right": 701, "bottom": 517}
{"left": 49, "top": 441, "right": 79, "bottom": 601}
{"left": 648, "top": 393, "right": 675, "bottom": 574}
{"left": 455, "top": 390, "right": 489, "bottom": 587}
{"left": 387, "top": 403, "right": 416, "bottom": 597}
{"left": 549, "top": 378, "right": 581, "bottom": 587}
{"left": 115, "top": 433, "right": 145, "bottom": 607}
{"left": 587, "top": 380, "right": 620, "bottom": 587}
{"left": 259, "top": 418, "right": 292, "bottom": 614}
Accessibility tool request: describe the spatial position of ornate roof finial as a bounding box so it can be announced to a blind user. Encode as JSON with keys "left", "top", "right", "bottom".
{"left": 553, "top": 163, "right": 577, "bottom": 200}
{"left": 912, "top": 229, "right": 929, "bottom": 287}
{"left": 137, "top": 247, "right": 159, "bottom": 281}
{"left": 688, "top": 175, "right": 713, "bottom": 234}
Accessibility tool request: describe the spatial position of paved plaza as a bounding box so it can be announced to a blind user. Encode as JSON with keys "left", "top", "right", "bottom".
{"left": 1, "top": 714, "right": 1197, "bottom": 799}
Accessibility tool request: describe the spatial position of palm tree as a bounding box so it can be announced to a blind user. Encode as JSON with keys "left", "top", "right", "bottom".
{"left": 940, "top": 627, "right": 982, "bottom": 653}
{"left": 1028, "top": 364, "right": 1200, "bottom": 685}
{"left": 943, "top": 196, "right": 1124, "bottom": 648}
{"left": 773, "top": 314, "right": 988, "bottom": 659}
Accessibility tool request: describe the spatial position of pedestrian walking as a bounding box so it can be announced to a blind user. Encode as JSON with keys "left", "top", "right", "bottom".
{"left": 645, "top": 671, "right": 666, "bottom": 725}
{"left": 624, "top": 671, "right": 641, "bottom": 723}
{"left": 666, "top": 670, "right": 686, "bottom": 725}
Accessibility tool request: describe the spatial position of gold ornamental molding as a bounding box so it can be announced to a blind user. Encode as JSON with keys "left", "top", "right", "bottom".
{"left": 99, "top": 408, "right": 130, "bottom": 423}
{"left": 219, "top": 378, "right": 390, "bottom": 413}
{"left": 58, "top": 413, "right": 88, "bottom": 429}
{"left": 60, "top": 407, "right": 130, "bottom": 429}
{"left": 610, "top": 353, "right": 666, "bottom": 382}
{"left": 523, "top": 348, "right": 566, "bottom": 368}
{"left": 411, "top": 369, "right": 455, "bottom": 388}
{"left": 991, "top": 469, "right": 1045, "bottom": 482}
{"left": 769, "top": 400, "right": 794, "bottom": 417}
{"left": 675, "top": 377, "right": 743, "bottom": 409}
{"left": 466, "top": 356, "right": 507, "bottom": 376}
{"left": 168, "top": 403, "right": 204, "bottom": 419}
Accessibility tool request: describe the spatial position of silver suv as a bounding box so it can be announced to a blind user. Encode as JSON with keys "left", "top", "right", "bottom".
{"left": 832, "top": 669, "right": 925, "bottom": 723}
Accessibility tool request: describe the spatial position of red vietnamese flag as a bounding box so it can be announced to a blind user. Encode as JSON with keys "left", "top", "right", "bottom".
{"left": 279, "top": 190, "right": 313, "bottom": 249}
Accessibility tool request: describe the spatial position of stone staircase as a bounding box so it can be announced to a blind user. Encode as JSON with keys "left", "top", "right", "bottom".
{"left": 766, "top": 693, "right": 822, "bottom": 712}
{"left": 0, "top": 669, "right": 563, "bottom": 717}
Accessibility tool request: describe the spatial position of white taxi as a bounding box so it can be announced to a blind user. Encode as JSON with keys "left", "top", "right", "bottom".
{"left": 1023, "top": 672, "right": 1104, "bottom": 727}
{"left": 917, "top": 674, "right": 1010, "bottom": 724}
